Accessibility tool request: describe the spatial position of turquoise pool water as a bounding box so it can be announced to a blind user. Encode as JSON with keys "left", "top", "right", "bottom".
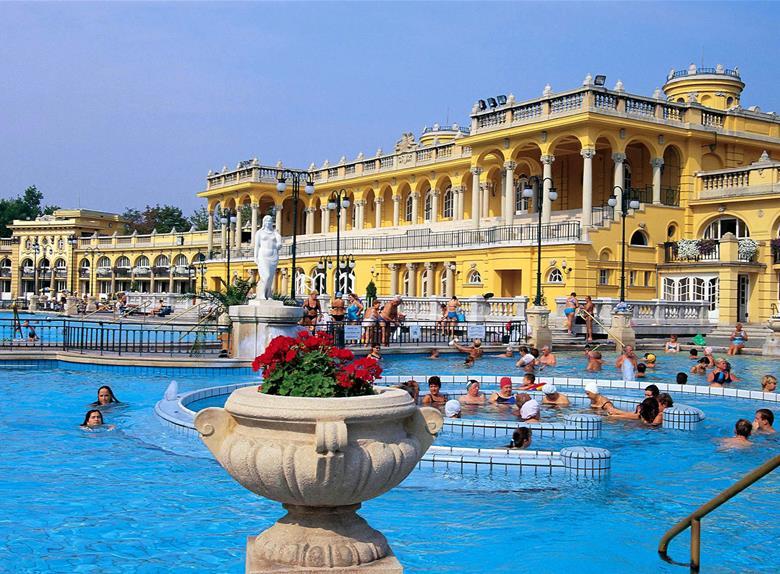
{"left": 1, "top": 356, "right": 779, "bottom": 573}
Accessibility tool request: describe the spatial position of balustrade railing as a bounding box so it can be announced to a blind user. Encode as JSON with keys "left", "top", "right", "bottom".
{"left": 625, "top": 98, "right": 655, "bottom": 116}
{"left": 553, "top": 297, "right": 712, "bottom": 327}
{"left": 700, "top": 170, "right": 750, "bottom": 191}
{"left": 701, "top": 111, "right": 724, "bottom": 127}
{"left": 512, "top": 102, "right": 543, "bottom": 121}
{"left": 664, "top": 241, "right": 721, "bottom": 262}
{"left": 550, "top": 93, "right": 583, "bottom": 114}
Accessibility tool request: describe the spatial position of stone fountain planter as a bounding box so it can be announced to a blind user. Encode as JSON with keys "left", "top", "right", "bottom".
{"left": 762, "top": 316, "right": 780, "bottom": 356}
{"left": 195, "top": 386, "right": 443, "bottom": 573}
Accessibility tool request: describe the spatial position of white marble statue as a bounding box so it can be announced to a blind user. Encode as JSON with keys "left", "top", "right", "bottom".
{"left": 254, "top": 215, "right": 282, "bottom": 300}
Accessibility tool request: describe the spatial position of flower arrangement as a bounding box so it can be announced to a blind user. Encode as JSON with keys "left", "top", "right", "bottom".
{"left": 738, "top": 238, "right": 759, "bottom": 261}
{"left": 675, "top": 239, "right": 701, "bottom": 259}
{"left": 252, "top": 330, "right": 382, "bottom": 398}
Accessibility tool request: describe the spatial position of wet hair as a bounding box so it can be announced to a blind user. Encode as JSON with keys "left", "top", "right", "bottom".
{"left": 428, "top": 376, "right": 441, "bottom": 387}
{"left": 756, "top": 409, "right": 774, "bottom": 426}
{"left": 508, "top": 427, "right": 532, "bottom": 448}
{"left": 761, "top": 375, "right": 777, "bottom": 390}
{"left": 515, "top": 393, "right": 532, "bottom": 407}
{"left": 689, "top": 349, "right": 699, "bottom": 357}
{"left": 529, "top": 347, "right": 540, "bottom": 358}
{"left": 697, "top": 358, "right": 709, "bottom": 365}
{"left": 723, "top": 361, "right": 732, "bottom": 373}
{"left": 638, "top": 398, "right": 659, "bottom": 424}
{"left": 735, "top": 419, "right": 752, "bottom": 438}
{"left": 524, "top": 373, "right": 536, "bottom": 384}
{"left": 592, "top": 351, "right": 602, "bottom": 359}
{"left": 676, "top": 372, "right": 688, "bottom": 385}
{"left": 637, "top": 363, "right": 647, "bottom": 373}
{"left": 658, "top": 393, "right": 674, "bottom": 408}
{"left": 519, "top": 346, "right": 529, "bottom": 354}
{"left": 644, "top": 384, "right": 660, "bottom": 397}
{"left": 91, "top": 385, "right": 119, "bottom": 406}
{"left": 81, "top": 409, "right": 104, "bottom": 426}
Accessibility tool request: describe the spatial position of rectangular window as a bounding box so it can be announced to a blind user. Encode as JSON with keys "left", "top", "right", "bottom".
{"left": 708, "top": 278, "right": 719, "bottom": 311}
{"left": 678, "top": 277, "right": 690, "bottom": 301}
{"left": 644, "top": 271, "right": 652, "bottom": 287}
{"left": 663, "top": 277, "right": 676, "bottom": 301}
{"left": 693, "top": 278, "right": 706, "bottom": 301}
{"left": 629, "top": 271, "right": 636, "bottom": 286}
{"left": 598, "top": 269, "right": 610, "bottom": 285}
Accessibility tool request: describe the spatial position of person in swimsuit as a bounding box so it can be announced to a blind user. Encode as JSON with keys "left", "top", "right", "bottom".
{"left": 719, "top": 419, "right": 753, "bottom": 449}
{"left": 727, "top": 323, "right": 748, "bottom": 355}
{"left": 379, "top": 296, "right": 404, "bottom": 344}
{"left": 91, "top": 386, "right": 120, "bottom": 407}
{"left": 454, "top": 338, "right": 483, "bottom": 366}
{"left": 23, "top": 320, "right": 39, "bottom": 342}
{"left": 346, "top": 293, "right": 364, "bottom": 323}
{"left": 690, "top": 358, "right": 709, "bottom": 375}
{"left": 80, "top": 409, "right": 115, "bottom": 430}
{"left": 582, "top": 295, "right": 595, "bottom": 342}
{"left": 584, "top": 382, "right": 620, "bottom": 414}
{"left": 301, "top": 291, "right": 321, "bottom": 328}
{"left": 496, "top": 345, "right": 514, "bottom": 358}
{"left": 586, "top": 349, "right": 604, "bottom": 372}
{"left": 609, "top": 397, "right": 662, "bottom": 426}
{"left": 541, "top": 383, "right": 570, "bottom": 407}
{"left": 331, "top": 293, "right": 346, "bottom": 322}
{"left": 489, "top": 377, "right": 516, "bottom": 404}
{"left": 708, "top": 359, "right": 739, "bottom": 386}
{"left": 444, "top": 399, "right": 462, "bottom": 418}
{"left": 361, "top": 299, "right": 381, "bottom": 345}
{"left": 507, "top": 427, "right": 532, "bottom": 449}
{"left": 563, "top": 292, "right": 579, "bottom": 335}
{"left": 615, "top": 345, "right": 638, "bottom": 381}
{"left": 753, "top": 409, "right": 775, "bottom": 434}
{"left": 518, "top": 372, "right": 544, "bottom": 391}
{"left": 702, "top": 346, "right": 716, "bottom": 368}
{"left": 537, "top": 346, "right": 557, "bottom": 367}
{"left": 446, "top": 296, "right": 461, "bottom": 338}
{"left": 664, "top": 334, "right": 680, "bottom": 353}
{"left": 761, "top": 375, "right": 777, "bottom": 393}
{"left": 422, "top": 376, "right": 448, "bottom": 407}
{"left": 459, "top": 380, "right": 486, "bottom": 405}
{"left": 515, "top": 394, "right": 541, "bottom": 422}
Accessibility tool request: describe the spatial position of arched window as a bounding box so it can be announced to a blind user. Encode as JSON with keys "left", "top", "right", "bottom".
{"left": 0, "top": 258, "right": 11, "bottom": 268}
{"left": 424, "top": 191, "right": 432, "bottom": 221}
{"left": 514, "top": 175, "right": 531, "bottom": 213}
{"left": 547, "top": 268, "right": 563, "bottom": 283}
{"left": 80, "top": 258, "right": 90, "bottom": 269}
{"left": 442, "top": 187, "right": 453, "bottom": 219}
{"left": 97, "top": 256, "right": 111, "bottom": 268}
{"left": 115, "top": 256, "right": 131, "bottom": 268}
{"left": 440, "top": 270, "right": 448, "bottom": 296}
{"left": 402, "top": 271, "right": 410, "bottom": 295}
{"left": 623, "top": 163, "right": 632, "bottom": 192}
{"left": 404, "top": 195, "right": 413, "bottom": 223}
{"left": 703, "top": 217, "right": 749, "bottom": 239}
{"left": 193, "top": 253, "right": 206, "bottom": 263}
{"left": 630, "top": 230, "right": 648, "bottom": 246}
{"left": 173, "top": 254, "right": 188, "bottom": 266}
{"left": 38, "top": 258, "right": 51, "bottom": 269}
{"left": 135, "top": 255, "right": 150, "bottom": 267}
{"left": 467, "top": 270, "right": 482, "bottom": 285}
{"left": 421, "top": 268, "right": 430, "bottom": 297}
{"left": 54, "top": 258, "right": 66, "bottom": 269}
{"left": 154, "top": 255, "right": 170, "bottom": 267}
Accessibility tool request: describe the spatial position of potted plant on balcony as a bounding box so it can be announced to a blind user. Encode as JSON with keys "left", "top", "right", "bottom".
{"left": 738, "top": 238, "right": 759, "bottom": 261}
{"left": 675, "top": 239, "right": 701, "bottom": 260}
{"left": 195, "top": 329, "right": 443, "bottom": 571}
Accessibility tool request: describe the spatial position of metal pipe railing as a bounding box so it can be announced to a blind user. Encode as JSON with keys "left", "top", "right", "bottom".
{"left": 658, "top": 454, "right": 780, "bottom": 572}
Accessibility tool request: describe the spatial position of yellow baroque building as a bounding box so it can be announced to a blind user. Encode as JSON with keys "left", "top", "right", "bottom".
{"left": 2, "top": 64, "right": 779, "bottom": 327}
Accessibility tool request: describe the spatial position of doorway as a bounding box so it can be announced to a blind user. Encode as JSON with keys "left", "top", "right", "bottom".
{"left": 737, "top": 274, "right": 749, "bottom": 323}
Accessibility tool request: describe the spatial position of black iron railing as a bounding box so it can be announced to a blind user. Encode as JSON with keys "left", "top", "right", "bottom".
{"left": 0, "top": 317, "right": 224, "bottom": 356}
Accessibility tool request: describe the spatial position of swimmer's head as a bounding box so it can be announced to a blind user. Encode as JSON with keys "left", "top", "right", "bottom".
{"left": 445, "top": 400, "right": 461, "bottom": 418}
{"left": 541, "top": 383, "right": 557, "bottom": 395}
{"left": 735, "top": 419, "right": 752, "bottom": 438}
{"left": 473, "top": 338, "right": 482, "bottom": 347}
{"left": 499, "top": 377, "right": 513, "bottom": 389}
{"left": 584, "top": 382, "right": 599, "bottom": 396}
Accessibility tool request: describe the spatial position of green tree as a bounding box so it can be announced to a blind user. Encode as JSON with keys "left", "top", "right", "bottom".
{"left": 189, "top": 206, "right": 210, "bottom": 231}
{"left": 0, "top": 185, "right": 56, "bottom": 238}
{"left": 121, "top": 204, "right": 190, "bottom": 234}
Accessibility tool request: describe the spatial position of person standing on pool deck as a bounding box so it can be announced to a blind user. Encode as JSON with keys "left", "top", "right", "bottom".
{"left": 583, "top": 295, "right": 595, "bottom": 342}
{"left": 753, "top": 409, "right": 775, "bottom": 434}
{"left": 459, "top": 380, "right": 486, "bottom": 405}
{"left": 563, "top": 292, "right": 578, "bottom": 335}
{"left": 615, "top": 345, "right": 638, "bottom": 381}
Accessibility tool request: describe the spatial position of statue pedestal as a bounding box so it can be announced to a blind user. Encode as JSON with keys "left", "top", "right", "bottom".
{"left": 525, "top": 306, "right": 552, "bottom": 349}
{"left": 85, "top": 296, "right": 97, "bottom": 313}
{"left": 65, "top": 296, "right": 79, "bottom": 316}
{"left": 28, "top": 295, "right": 40, "bottom": 312}
{"left": 229, "top": 300, "right": 302, "bottom": 360}
{"left": 610, "top": 311, "right": 636, "bottom": 353}
{"left": 762, "top": 317, "right": 780, "bottom": 356}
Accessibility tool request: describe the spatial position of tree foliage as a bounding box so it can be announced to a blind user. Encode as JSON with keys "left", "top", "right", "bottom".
{"left": 189, "top": 206, "right": 210, "bottom": 231}
{"left": 0, "top": 186, "right": 59, "bottom": 238}
{"left": 121, "top": 204, "right": 191, "bottom": 234}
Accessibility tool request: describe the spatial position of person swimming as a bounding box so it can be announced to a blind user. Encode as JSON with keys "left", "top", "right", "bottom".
{"left": 91, "top": 385, "right": 120, "bottom": 407}
{"left": 80, "top": 409, "right": 115, "bottom": 430}
{"left": 719, "top": 419, "right": 753, "bottom": 449}
{"left": 507, "top": 427, "right": 532, "bottom": 449}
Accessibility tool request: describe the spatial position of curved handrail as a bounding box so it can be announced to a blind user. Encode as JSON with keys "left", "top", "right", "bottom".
{"left": 577, "top": 308, "right": 624, "bottom": 347}
{"left": 658, "top": 454, "right": 780, "bottom": 572}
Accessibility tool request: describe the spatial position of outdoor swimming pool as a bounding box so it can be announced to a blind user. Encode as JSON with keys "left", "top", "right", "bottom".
{"left": 2, "top": 353, "right": 779, "bottom": 573}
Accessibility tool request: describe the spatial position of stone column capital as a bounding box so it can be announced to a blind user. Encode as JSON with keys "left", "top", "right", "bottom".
{"left": 250, "top": 202, "right": 259, "bottom": 208}
{"left": 354, "top": 200, "right": 366, "bottom": 207}
{"left": 423, "top": 262, "right": 434, "bottom": 271}
{"left": 319, "top": 205, "right": 329, "bottom": 213}
{"left": 612, "top": 152, "right": 627, "bottom": 163}
{"left": 304, "top": 207, "right": 315, "bottom": 214}
{"left": 431, "top": 189, "right": 440, "bottom": 197}
{"left": 275, "top": 203, "right": 284, "bottom": 210}
{"left": 580, "top": 148, "right": 597, "bottom": 159}
{"left": 451, "top": 185, "right": 464, "bottom": 193}
{"left": 388, "top": 263, "right": 399, "bottom": 271}
{"left": 405, "top": 262, "right": 417, "bottom": 271}
{"left": 374, "top": 198, "right": 383, "bottom": 205}
{"left": 470, "top": 167, "right": 483, "bottom": 176}
{"left": 411, "top": 192, "right": 420, "bottom": 200}
{"left": 650, "top": 157, "right": 665, "bottom": 168}
{"left": 540, "top": 154, "right": 555, "bottom": 165}
{"left": 393, "top": 195, "right": 400, "bottom": 203}
{"left": 503, "top": 160, "right": 517, "bottom": 171}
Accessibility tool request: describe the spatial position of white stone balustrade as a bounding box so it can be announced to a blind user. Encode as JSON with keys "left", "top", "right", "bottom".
{"left": 553, "top": 297, "right": 712, "bottom": 331}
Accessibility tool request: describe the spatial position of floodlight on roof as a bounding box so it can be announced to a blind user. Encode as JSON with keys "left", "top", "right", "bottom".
{"left": 594, "top": 75, "right": 607, "bottom": 86}
{"left": 496, "top": 94, "right": 507, "bottom": 105}
{"left": 487, "top": 97, "right": 498, "bottom": 108}
{"left": 478, "top": 99, "right": 487, "bottom": 111}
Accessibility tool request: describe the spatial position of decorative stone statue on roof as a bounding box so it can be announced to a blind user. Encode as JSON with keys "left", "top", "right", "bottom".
{"left": 394, "top": 132, "right": 417, "bottom": 153}
{"left": 254, "top": 215, "right": 282, "bottom": 300}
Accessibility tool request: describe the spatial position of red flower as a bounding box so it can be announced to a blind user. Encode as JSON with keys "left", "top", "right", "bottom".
{"left": 284, "top": 348, "right": 298, "bottom": 362}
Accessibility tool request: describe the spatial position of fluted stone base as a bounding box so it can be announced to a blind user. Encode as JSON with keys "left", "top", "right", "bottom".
{"left": 228, "top": 300, "right": 302, "bottom": 360}
{"left": 247, "top": 504, "right": 402, "bottom": 573}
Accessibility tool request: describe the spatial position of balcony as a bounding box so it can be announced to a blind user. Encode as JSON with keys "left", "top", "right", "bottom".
{"left": 696, "top": 152, "right": 780, "bottom": 201}
{"left": 152, "top": 266, "right": 170, "bottom": 276}
{"left": 0, "top": 268, "right": 11, "bottom": 278}
{"left": 664, "top": 239, "right": 758, "bottom": 264}
{"left": 114, "top": 267, "right": 131, "bottom": 278}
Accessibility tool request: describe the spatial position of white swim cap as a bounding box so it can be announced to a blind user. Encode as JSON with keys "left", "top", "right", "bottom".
{"left": 542, "top": 383, "right": 557, "bottom": 395}
{"left": 520, "top": 399, "right": 540, "bottom": 420}
{"left": 584, "top": 381, "right": 599, "bottom": 394}
{"left": 445, "top": 399, "right": 461, "bottom": 418}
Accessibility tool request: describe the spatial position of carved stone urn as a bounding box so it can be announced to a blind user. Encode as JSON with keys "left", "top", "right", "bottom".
{"left": 195, "top": 386, "right": 444, "bottom": 572}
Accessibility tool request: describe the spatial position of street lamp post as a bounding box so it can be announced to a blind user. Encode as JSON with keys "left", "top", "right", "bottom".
{"left": 608, "top": 186, "right": 640, "bottom": 303}
{"left": 67, "top": 236, "right": 78, "bottom": 294}
{"left": 316, "top": 255, "right": 332, "bottom": 294}
{"left": 220, "top": 210, "right": 237, "bottom": 289}
{"left": 277, "top": 169, "right": 315, "bottom": 300}
{"left": 522, "top": 176, "right": 558, "bottom": 306}
{"left": 327, "top": 189, "right": 350, "bottom": 294}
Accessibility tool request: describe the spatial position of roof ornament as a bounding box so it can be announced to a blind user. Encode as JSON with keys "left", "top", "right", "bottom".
{"left": 614, "top": 80, "right": 625, "bottom": 93}
{"left": 542, "top": 83, "right": 553, "bottom": 97}
{"left": 583, "top": 73, "right": 593, "bottom": 86}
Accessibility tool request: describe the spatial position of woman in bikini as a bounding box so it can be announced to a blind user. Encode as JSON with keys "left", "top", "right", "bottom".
{"left": 301, "top": 291, "right": 321, "bottom": 329}
{"left": 563, "top": 292, "right": 579, "bottom": 335}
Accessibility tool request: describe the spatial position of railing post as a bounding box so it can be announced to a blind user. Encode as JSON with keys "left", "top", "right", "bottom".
{"left": 99, "top": 322, "right": 104, "bottom": 357}
{"left": 118, "top": 322, "right": 123, "bottom": 357}
{"left": 690, "top": 518, "right": 701, "bottom": 572}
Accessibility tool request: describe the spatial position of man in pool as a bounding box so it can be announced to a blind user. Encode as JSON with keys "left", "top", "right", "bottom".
{"left": 541, "top": 383, "right": 570, "bottom": 407}
{"left": 586, "top": 349, "right": 604, "bottom": 372}
{"left": 584, "top": 382, "right": 620, "bottom": 414}
{"left": 459, "top": 380, "right": 486, "bottom": 405}
{"left": 453, "top": 338, "right": 483, "bottom": 366}
{"left": 636, "top": 363, "right": 647, "bottom": 378}
{"left": 720, "top": 419, "right": 753, "bottom": 449}
{"left": 616, "top": 344, "right": 638, "bottom": 381}
{"left": 753, "top": 409, "right": 775, "bottom": 434}
{"left": 537, "top": 345, "right": 557, "bottom": 367}
{"left": 515, "top": 346, "right": 536, "bottom": 372}
{"left": 422, "top": 376, "right": 447, "bottom": 407}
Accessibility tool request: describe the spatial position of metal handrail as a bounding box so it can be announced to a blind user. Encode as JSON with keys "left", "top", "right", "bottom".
{"left": 658, "top": 454, "right": 780, "bottom": 572}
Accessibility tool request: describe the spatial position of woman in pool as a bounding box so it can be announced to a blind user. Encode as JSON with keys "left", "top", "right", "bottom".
{"left": 507, "top": 427, "right": 532, "bottom": 449}
{"left": 91, "top": 385, "right": 120, "bottom": 407}
{"left": 664, "top": 334, "right": 680, "bottom": 353}
{"left": 515, "top": 394, "right": 541, "bottom": 422}
{"left": 702, "top": 346, "right": 717, "bottom": 368}
{"left": 422, "top": 376, "right": 448, "bottom": 407}
{"left": 459, "top": 380, "right": 486, "bottom": 405}
{"left": 80, "top": 409, "right": 115, "bottom": 430}
{"left": 489, "top": 377, "right": 516, "bottom": 404}
{"left": 584, "top": 382, "right": 620, "bottom": 414}
{"left": 727, "top": 323, "right": 748, "bottom": 355}
{"left": 563, "top": 292, "right": 578, "bottom": 335}
{"left": 708, "top": 359, "right": 740, "bottom": 386}
{"left": 610, "top": 397, "right": 662, "bottom": 426}
{"left": 761, "top": 375, "right": 777, "bottom": 393}
{"left": 690, "top": 357, "right": 710, "bottom": 375}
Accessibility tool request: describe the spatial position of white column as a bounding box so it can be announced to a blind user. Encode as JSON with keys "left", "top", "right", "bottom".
{"left": 220, "top": 221, "right": 226, "bottom": 250}
{"left": 581, "top": 148, "right": 595, "bottom": 230}
{"left": 392, "top": 195, "right": 400, "bottom": 227}
{"left": 406, "top": 263, "right": 417, "bottom": 297}
{"left": 446, "top": 262, "right": 455, "bottom": 298}
{"left": 374, "top": 199, "right": 383, "bottom": 228}
{"left": 207, "top": 210, "right": 214, "bottom": 255}
{"left": 280, "top": 268, "right": 289, "bottom": 295}
{"left": 503, "top": 161, "right": 516, "bottom": 225}
{"left": 454, "top": 186, "right": 465, "bottom": 219}
{"left": 470, "top": 167, "right": 482, "bottom": 227}
{"left": 304, "top": 207, "right": 314, "bottom": 235}
{"left": 234, "top": 207, "right": 242, "bottom": 248}
{"left": 250, "top": 203, "right": 259, "bottom": 245}
{"left": 431, "top": 190, "right": 439, "bottom": 223}
{"left": 651, "top": 157, "right": 664, "bottom": 204}
{"left": 410, "top": 193, "right": 419, "bottom": 224}
{"left": 541, "top": 154, "right": 555, "bottom": 224}
{"left": 613, "top": 152, "right": 626, "bottom": 220}
{"left": 355, "top": 200, "right": 365, "bottom": 230}
{"left": 389, "top": 263, "right": 399, "bottom": 295}
{"left": 320, "top": 206, "right": 329, "bottom": 234}
{"left": 275, "top": 204, "right": 284, "bottom": 231}
{"left": 481, "top": 182, "right": 490, "bottom": 219}
{"left": 339, "top": 204, "right": 347, "bottom": 232}
{"left": 423, "top": 262, "right": 433, "bottom": 296}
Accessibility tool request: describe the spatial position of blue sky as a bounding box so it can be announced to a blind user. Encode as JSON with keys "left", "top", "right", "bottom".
{"left": 1, "top": 1, "right": 778, "bottom": 214}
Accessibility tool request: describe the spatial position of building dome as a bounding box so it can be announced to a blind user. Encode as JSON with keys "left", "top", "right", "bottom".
{"left": 418, "top": 123, "right": 470, "bottom": 147}
{"left": 662, "top": 64, "right": 744, "bottom": 110}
